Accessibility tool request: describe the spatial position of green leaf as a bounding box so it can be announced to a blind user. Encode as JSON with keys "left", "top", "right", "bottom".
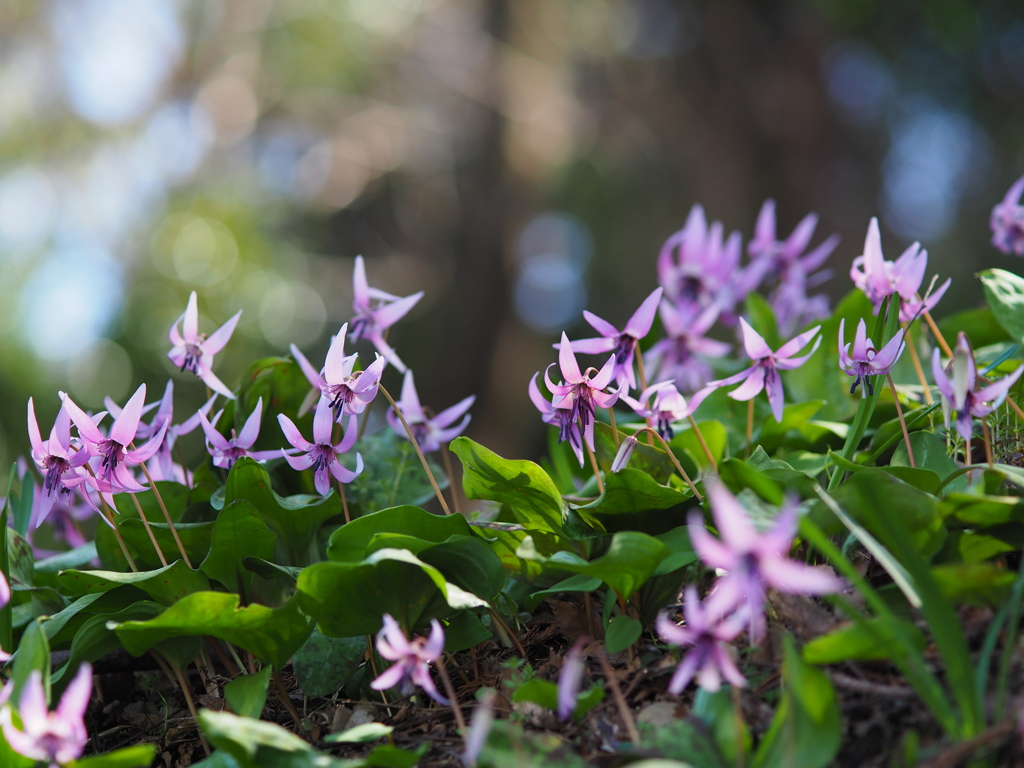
{"left": 297, "top": 548, "right": 485, "bottom": 637}
{"left": 418, "top": 536, "right": 506, "bottom": 601}
{"left": 113, "top": 592, "right": 314, "bottom": 670}
{"left": 52, "top": 602, "right": 167, "bottom": 684}
{"left": 200, "top": 500, "right": 277, "bottom": 594}
{"left": 116, "top": 520, "right": 214, "bottom": 572}
{"left": 225, "top": 457, "right": 342, "bottom": 566}
{"left": 670, "top": 420, "right": 728, "bottom": 472}
{"left": 512, "top": 679, "right": 603, "bottom": 720}
{"left": 980, "top": 268, "right": 1024, "bottom": 342}
{"left": 939, "top": 306, "right": 1011, "bottom": 351}
{"left": 594, "top": 422, "right": 674, "bottom": 483}
{"left": 0, "top": 483, "right": 12, "bottom": 654}
{"left": 348, "top": 428, "right": 449, "bottom": 513}
{"left": 72, "top": 745, "right": 158, "bottom": 768}
{"left": 443, "top": 610, "right": 493, "bottom": 652}
{"left": 941, "top": 494, "right": 1024, "bottom": 527}
{"left": 803, "top": 618, "right": 926, "bottom": 664}
{"left": 718, "top": 458, "right": 785, "bottom": 505}
{"left": 325, "top": 722, "right": 394, "bottom": 744}
{"left": 58, "top": 561, "right": 210, "bottom": 606}
{"left": 198, "top": 710, "right": 316, "bottom": 767}
{"left": 292, "top": 630, "right": 365, "bottom": 698}
{"left": 224, "top": 666, "right": 272, "bottom": 719}
{"left": 11, "top": 618, "right": 50, "bottom": 706}
{"left": 451, "top": 437, "right": 566, "bottom": 537}
{"left": 525, "top": 574, "right": 604, "bottom": 611}
{"left": 931, "top": 563, "right": 1014, "bottom": 607}
{"left": 578, "top": 468, "right": 693, "bottom": 536}
{"left": 327, "top": 505, "right": 472, "bottom": 562}
{"left": 604, "top": 614, "right": 642, "bottom": 653}
{"left": 891, "top": 432, "right": 965, "bottom": 491}
{"left": 754, "top": 636, "right": 841, "bottom": 768}
{"left": 34, "top": 543, "right": 99, "bottom": 575}
{"left": 477, "top": 528, "right": 573, "bottom": 586}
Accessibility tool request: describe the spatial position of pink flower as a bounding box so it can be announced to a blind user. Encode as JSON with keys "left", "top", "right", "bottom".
{"left": 26, "top": 399, "right": 91, "bottom": 524}
{"left": 838, "top": 319, "right": 906, "bottom": 397}
{"left": 557, "top": 638, "right": 587, "bottom": 721}
{"left": 991, "top": 175, "right": 1024, "bottom": 256}
{"left": 619, "top": 380, "right": 711, "bottom": 440}
{"left": 708, "top": 318, "right": 821, "bottom": 423}
{"left": 167, "top": 292, "right": 242, "bottom": 399}
{"left": 544, "top": 333, "right": 619, "bottom": 459}
{"left": 198, "top": 397, "right": 282, "bottom": 469}
{"left": 529, "top": 372, "right": 583, "bottom": 465}
{"left": 386, "top": 370, "right": 475, "bottom": 453}
{"left": 278, "top": 398, "right": 363, "bottom": 496}
{"left": 291, "top": 322, "right": 386, "bottom": 421}
{"left": 1, "top": 663, "right": 92, "bottom": 767}
{"left": 350, "top": 256, "right": 423, "bottom": 373}
{"left": 644, "top": 301, "right": 731, "bottom": 394}
{"left": 370, "top": 614, "right": 448, "bottom": 705}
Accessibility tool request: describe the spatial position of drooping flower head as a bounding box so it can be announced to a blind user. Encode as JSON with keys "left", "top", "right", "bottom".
{"left": 543, "top": 333, "right": 619, "bottom": 459}
{"left": 565, "top": 288, "right": 662, "bottom": 392}
{"left": 386, "top": 370, "right": 475, "bottom": 453}
{"left": 278, "top": 398, "right": 363, "bottom": 496}
{"left": 198, "top": 397, "right": 282, "bottom": 469}
{"left": 838, "top": 318, "right": 906, "bottom": 397}
{"left": 529, "top": 372, "right": 584, "bottom": 465}
{"left": 292, "top": 322, "right": 386, "bottom": 421}
{"left": 0, "top": 663, "right": 92, "bottom": 767}
{"left": 370, "top": 614, "right": 448, "bottom": 705}
{"left": 619, "top": 380, "right": 711, "bottom": 440}
{"left": 991, "top": 175, "right": 1024, "bottom": 256}
{"left": 349, "top": 255, "right": 424, "bottom": 373}
{"left": 167, "top": 291, "right": 242, "bottom": 399}
{"left": 849, "top": 218, "right": 950, "bottom": 323}
{"left": 931, "top": 332, "right": 1024, "bottom": 441}
{"left": 26, "top": 399, "right": 91, "bottom": 524}
{"left": 707, "top": 318, "right": 821, "bottom": 423}
{"left": 644, "top": 301, "right": 731, "bottom": 394}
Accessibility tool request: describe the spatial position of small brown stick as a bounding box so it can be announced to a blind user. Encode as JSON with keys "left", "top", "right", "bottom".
{"left": 585, "top": 440, "right": 605, "bottom": 495}
{"left": 487, "top": 607, "right": 526, "bottom": 657}
{"left": 828, "top": 671, "right": 913, "bottom": 698}
{"left": 597, "top": 647, "right": 641, "bottom": 743}
{"left": 903, "top": 326, "right": 934, "bottom": 405}
{"left": 136, "top": 458, "right": 192, "bottom": 568}
{"left": 154, "top": 651, "right": 211, "bottom": 756}
{"left": 686, "top": 414, "right": 717, "bottom": 470}
{"left": 1007, "top": 396, "right": 1024, "bottom": 423}
{"left": 583, "top": 592, "right": 599, "bottom": 640}
{"left": 434, "top": 656, "right": 467, "bottom": 735}
{"left": 128, "top": 493, "right": 168, "bottom": 567}
{"left": 981, "top": 418, "right": 995, "bottom": 468}
{"left": 334, "top": 475, "right": 351, "bottom": 525}
{"left": 365, "top": 635, "right": 393, "bottom": 711}
{"left": 441, "top": 444, "right": 462, "bottom": 516}
{"left": 206, "top": 637, "right": 240, "bottom": 678}
{"left": 917, "top": 718, "right": 1016, "bottom": 768}
{"left": 633, "top": 427, "right": 702, "bottom": 501}
{"left": 379, "top": 385, "right": 451, "bottom": 515}
{"left": 273, "top": 669, "right": 304, "bottom": 728}
{"left": 886, "top": 373, "right": 915, "bottom": 468}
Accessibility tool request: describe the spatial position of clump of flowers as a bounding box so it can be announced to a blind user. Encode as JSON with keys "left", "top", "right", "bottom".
{"left": 991, "top": 175, "right": 1024, "bottom": 256}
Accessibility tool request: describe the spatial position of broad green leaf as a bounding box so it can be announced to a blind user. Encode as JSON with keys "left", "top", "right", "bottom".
{"left": 347, "top": 428, "right": 448, "bottom": 513}
{"left": 578, "top": 468, "right": 693, "bottom": 536}
{"left": 327, "top": 505, "right": 472, "bottom": 562}
{"left": 891, "top": 432, "right": 964, "bottom": 491}
{"left": 758, "top": 400, "right": 826, "bottom": 452}
{"left": 325, "top": 722, "right": 393, "bottom": 744}
{"left": 883, "top": 467, "right": 942, "bottom": 495}
{"left": 718, "top": 458, "right": 784, "bottom": 505}
{"left": 11, "top": 619, "right": 50, "bottom": 706}
{"left": 198, "top": 709, "right": 315, "bottom": 764}
{"left": 0, "top": 486, "right": 12, "bottom": 654}
{"left": 936, "top": 528, "right": 1019, "bottom": 563}
{"left": 451, "top": 437, "right": 566, "bottom": 537}
{"left": 692, "top": 687, "right": 751, "bottom": 766}
{"left": 224, "top": 666, "right": 271, "bottom": 719}
{"left": 980, "top": 268, "right": 1024, "bottom": 342}
{"left": 292, "top": 630, "right": 365, "bottom": 697}
{"left": 114, "top": 592, "right": 314, "bottom": 670}
{"left": 803, "top": 618, "right": 926, "bottom": 664}
{"left": 95, "top": 482, "right": 191, "bottom": 571}
{"left": 594, "top": 421, "right": 674, "bottom": 483}
{"left": 443, "top": 609, "right": 493, "bottom": 652}
{"left": 526, "top": 574, "right": 603, "bottom": 611}
{"left": 58, "top": 561, "right": 210, "bottom": 606}
{"left": 7, "top": 527, "right": 34, "bottom": 588}
{"left": 297, "top": 548, "right": 485, "bottom": 637}
{"left": 241, "top": 558, "right": 302, "bottom": 585}
{"left": 73, "top": 745, "right": 158, "bottom": 768}
{"left": 941, "top": 494, "right": 1024, "bottom": 527}
{"left": 418, "top": 536, "right": 506, "bottom": 601}
{"left": 225, "top": 457, "right": 342, "bottom": 566}
{"left": 605, "top": 614, "right": 642, "bottom": 653}
{"left": 472, "top": 527, "right": 571, "bottom": 585}
{"left": 533, "top": 531, "right": 671, "bottom": 601}
{"left": 670, "top": 420, "right": 728, "bottom": 472}
{"left": 511, "top": 678, "right": 603, "bottom": 720}
{"left": 34, "top": 543, "right": 99, "bottom": 574}
{"left": 652, "top": 526, "right": 698, "bottom": 575}
{"left": 117, "top": 520, "right": 214, "bottom": 571}
{"left": 200, "top": 500, "right": 277, "bottom": 594}
{"left": 931, "top": 563, "right": 1014, "bottom": 607}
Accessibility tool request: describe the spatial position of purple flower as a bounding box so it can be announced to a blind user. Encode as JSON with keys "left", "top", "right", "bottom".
{"left": 278, "top": 398, "right": 363, "bottom": 496}
{"left": 748, "top": 199, "right": 839, "bottom": 281}
{"left": 644, "top": 301, "right": 731, "bottom": 394}
{"left": 849, "top": 218, "right": 950, "bottom": 322}
{"left": 838, "top": 319, "right": 906, "bottom": 397}
{"left": 656, "top": 585, "right": 748, "bottom": 694}
{"left": 544, "top": 333, "right": 619, "bottom": 458}
{"left": 63, "top": 385, "right": 168, "bottom": 494}
{"left": 557, "top": 638, "right": 587, "bottom": 721}
{"left": 350, "top": 255, "right": 424, "bottom": 373}
{"left": 565, "top": 288, "right": 663, "bottom": 391}
{"left": 462, "top": 689, "right": 496, "bottom": 767}
{"left": 619, "top": 381, "right": 711, "bottom": 440}
{"left": 1, "top": 663, "right": 92, "bottom": 767}
{"left": 370, "top": 614, "right": 448, "bottom": 705}
{"left": 708, "top": 318, "right": 821, "bottom": 423}
{"left": 168, "top": 291, "right": 242, "bottom": 399}
{"left": 931, "top": 333, "right": 1024, "bottom": 441}
{"left": 198, "top": 397, "right": 282, "bottom": 469}
{"left": 991, "top": 175, "right": 1024, "bottom": 256}
{"left": 529, "top": 372, "right": 584, "bottom": 465}
{"left": 292, "top": 322, "right": 386, "bottom": 421}
{"left": 386, "top": 370, "right": 475, "bottom": 453}
{"left": 689, "top": 484, "right": 843, "bottom": 641}
{"left": 27, "top": 399, "right": 91, "bottom": 524}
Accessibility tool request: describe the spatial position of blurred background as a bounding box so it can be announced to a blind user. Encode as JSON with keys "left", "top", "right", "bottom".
{"left": 1, "top": 0, "right": 1022, "bottom": 470}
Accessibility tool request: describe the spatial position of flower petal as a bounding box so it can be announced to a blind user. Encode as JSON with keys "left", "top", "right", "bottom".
{"left": 202, "top": 310, "right": 242, "bottom": 356}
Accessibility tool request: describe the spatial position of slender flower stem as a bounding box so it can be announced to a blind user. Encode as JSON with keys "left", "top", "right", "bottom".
{"left": 981, "top": 418, "right": 995, "bottom": 468}
{"left": 335, "top": 475, "right": 351, "bottom": 525}
{"left": 441, "top": 444, "right": 462, "bottom": 516}
{"left": 379, "top": 384, "right": 451, "bottom": 515}
{"left": 435, "top": 656, "right": 467, "bottom": 735}
{"left": 886, "top": 373, "right": 915, "bottom": 468}
{"left": 1007, "top": 396, "right": 1024, "bottom": 423}
{"left": 273, "top": 669, "right": 304, "bottom": 727}
{"left": 129, "top": 492, "right": 168, "bottom": 567}
{"left": 136, "top": 458, "right": 192, "bottom": 568}
{"left": 585, "top": 439, "right": 604, "bottom": 495}
{"left": 635, "top": 351, "right": 655, "bottom": 442}
{"left": 633, "top": 427, "right": 702, "bottom": 501}
{"left": 686, "top": 414, "right": 717, "bottom": 470}
{"left": 487, "top": 606, "right": 526, "bottom": 656}
{"left": 965, "top": 435, "right": 972, "bottom": 467}
{"left": 597, "top": 647, "right": 641, "bottom": 743}
{"left": 99, "top": 496, "right": 138, "bottom": 572}
{"left": 902, "top": 326, "right": 934, "bottom": 405}
{"left": 922, "top": 309, "right": 953, "bottom": 358}
{"left": 366, "top": 635, "right": 393, "bottom": 711}
{"left": 154, "top": 651, "right": 210, "bottom": 756}
{"left": 745, "top": 399, "right": 754, "bottom": 459}
{"left": 608, "top": 407, "right": 620, "bottom": 447}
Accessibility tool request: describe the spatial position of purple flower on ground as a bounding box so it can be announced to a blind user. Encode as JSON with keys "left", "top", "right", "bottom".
{"left": 292, "top": 322, "right": 387, "bottom": 421}
{"left": 931, "top": 333, "right": 1024, "bottom": 441}
{"left": 386, "top": 370, "right": 475, "bottom": 453}
{"left": 564, "top": 288, "right": 663, "bottom": 392}
{"left": 619, "top": 381, "right": 711, "bottom": 440}
{"left": 991, "top": 175, "right": 1024, "bottom": 256}
{"left": 370, "top": 614, "right": 448, "bottom": 705}
{"left": 198, "top": 397, "right": 282, "bottom": 469}
{"left": 350, "top": 255, "right": 424, "bottom": 373}
{"left": 462, "top": 689, "right": 496, "bottom": 767}
{"left": 27, "top": 399, "right": 91, "bottom": 524}
{"left": 544, "top": 333, "right": 619, "bottom": 459}
{"left": 707, "top": 318, "right": 821, "bottom": 423}
{"left": 689, "top": 484, "right": 843, "bottom": 641}
{"left": 557, "top": 638, "right": 587, "bottom": 721}
{"left": 656, "top": 585, "right": 748, "bottom": 694}
{"left": 644, "top": 301, "right": 731, "bottom": 394}
{"left": 849, "top": 218, "right": 950, "bottom": 323}
{"left": 529, "top": 372, "right": 584, "bottom": 465}
{"left": 62, "top": 385, "right": 168, "bottom": 494}
{"left": 838, "top": 319, "right": 906, "bottom": 397}
{"left": 278, "top": 398, "right": 363, "bottom": 496}
{"left": 167, "top": 291, "right": 242, "bottom": 399}
{"left": 0, "top": 663, "right": 92, "bottom": 767}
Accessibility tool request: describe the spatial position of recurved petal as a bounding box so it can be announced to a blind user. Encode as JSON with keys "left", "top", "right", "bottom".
{"left": 182, "top": 291, "right": 199, "bottom": 343}
{"left": 237, "top": 398, "right": 264, "bottom": 448}
{"left": 776, "top": 325, "right": 822, "bottom": 361}
{"left": 202, "top": 310, "right": 242, "bottom": 356}
{"left": 373, "top": 291, "right": 424, "bottom": 329}
{"left": 432, "top": 394, "right": 476, "bottom": 429}
{"left": 352, "top": 255, "right": 370, "bottom": 310}
{"left": 871, "top": 329, "right": 906, "bottom": 371}
{"left": 322, "top": 323, "right": 350, "bottom": 384}
{"left": 558, "top": 333, "right": 583, "bottom": 382}
{"left": 761, "top": 556, "right": 843, "bottom": 595}
{"left": 197, "top": 362, "right": 237, "bottom": 400}
{"left": 738, "top": 317, "right": 773, "bottom": 360}
{"left": 291, "top": 343, "right": 325, "bottom": 391}
{"left": 329, "top": 453, "right": 363, "bottom": 484}
{"left": 582, "top": 310, "right": 620, "bottom": 338}
{"left": 110, "top": 384, "right": 147, "bottom": 446}
{"left": 57, "top": 663, "right": 94, "bottom": 722}
{"left": 688, "top": 511, "right": 737, "bottom": 571}
{"left": 624, "top": 287, "right": 664, "bottom": 338}
{"left": 27, "top": 398, "right": 45, "bottom": 457}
